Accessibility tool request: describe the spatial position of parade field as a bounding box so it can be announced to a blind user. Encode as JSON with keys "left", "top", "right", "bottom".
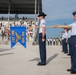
{"left": 0, "top": 0, "right": 76, "bottom": 74}
{"left": 0, "top": 42, "right": 71, "bottom": 75}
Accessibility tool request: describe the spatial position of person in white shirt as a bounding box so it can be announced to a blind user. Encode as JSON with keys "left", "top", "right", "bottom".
{"left": 47, "top": 38, "right": 50, "bottom": 45}
{"left": 37, "top": 12, "right": 47, "bottom": 66}
{"left": 62, "top": 29, "right": 68, "bottom": 53}
{"left": 67, "top": 29, "right": 72, "bottom": 56}
{"left": 49, "top": 38, "right": 52, "bottom": 45}
{"left": 53, "top": 39, "right": 55, "bottom": 45}
{"left": 61, "top": 31, "right": 65, "bottom": 52}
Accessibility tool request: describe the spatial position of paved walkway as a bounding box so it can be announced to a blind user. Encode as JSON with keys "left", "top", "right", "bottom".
{"left": 0, "top": 42, "right": 72, "bottom": 75}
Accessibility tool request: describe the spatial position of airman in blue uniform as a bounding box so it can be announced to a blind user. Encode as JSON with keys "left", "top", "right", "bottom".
{"left": 62, "top": 29, "right": 68, "bottom": 54}
{"left": 67, "top": 29, "right": 71, "bottom": 56}
{"left": 37, "top": 12, "right": 47, "bottom": 66}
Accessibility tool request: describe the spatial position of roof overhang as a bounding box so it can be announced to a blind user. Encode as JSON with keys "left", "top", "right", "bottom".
{"left": 0, "top": 0, "right": 42, "bottom": 14}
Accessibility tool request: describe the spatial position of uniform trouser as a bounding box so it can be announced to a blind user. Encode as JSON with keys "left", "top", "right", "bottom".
{"left": 39, "top": 33, "right": 46, "bottom": 64}
{"left": 62, "top": 40, "right": 64, "bottom": 51}
{"left": 48, "top": 41, "right": 49, "bottom": 45}
{"left": 71, "top": 36, "right": 76, "bottom": 71}
{"left": 63, "top": 39, "right": 68, "bottom": 53}
{"left": 68, "top": 38, "right": 71, "bottom": 54}
{"left": 50, "top": 41, "right": 52, "bottom": 45}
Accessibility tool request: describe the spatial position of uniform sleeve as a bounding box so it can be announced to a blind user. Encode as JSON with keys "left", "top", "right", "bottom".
{"left": 69, "top": 23, "right": 74, "bottom": 27}
{"left": 41, "top": 20, "right": 46, "bottom": 27}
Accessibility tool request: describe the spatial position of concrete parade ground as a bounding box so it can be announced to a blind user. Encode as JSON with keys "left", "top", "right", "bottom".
{"left": 0, "top": 42, "right": 72, "bottom": 75}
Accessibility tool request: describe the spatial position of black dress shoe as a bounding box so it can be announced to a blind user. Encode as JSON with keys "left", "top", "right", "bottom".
{"left": 67, "top": 69, "right": 72, "bottom": 71}
{"left": 37, "top": 62, "right": 46, "bottom": 66}
{"left": 70, "top": 70, "right": 76, "bottom": 74}
{"left": 64, "top": 52, "right": 68, "bottom": 54}
{"left": 67, "top": 54, "right": 70, "bottom": 56}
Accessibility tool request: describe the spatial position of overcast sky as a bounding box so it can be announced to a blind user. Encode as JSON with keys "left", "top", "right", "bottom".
{"left": 42, "top": 0, "right": 76, "bottom": 21}
{"left": 42, "top": 0, "right": 76, "bottom": 38}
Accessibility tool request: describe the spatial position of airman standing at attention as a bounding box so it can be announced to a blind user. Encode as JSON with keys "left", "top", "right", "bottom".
{"left": 37, "top": 12, "right": 47, "bottom": 66}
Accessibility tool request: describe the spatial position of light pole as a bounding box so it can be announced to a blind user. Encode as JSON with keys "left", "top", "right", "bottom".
{"left": 8, "top": 4, "right": 10, "bottom": 27}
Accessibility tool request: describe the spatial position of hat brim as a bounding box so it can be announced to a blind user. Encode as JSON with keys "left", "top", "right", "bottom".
{"left": 38, "top": 14, "right": 47, "bottom": 17}
{"left": 72, "top": 11, "right": 76, "bottom": 16}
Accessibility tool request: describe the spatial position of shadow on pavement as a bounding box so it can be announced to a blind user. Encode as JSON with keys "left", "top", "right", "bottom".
{"left": 29, "top": 58, "right": 40, "bottom": 62}
{"left": 0, "top": 53, "right": 14, "bottom": 56}
{"left": 0, "top": 48, "right": 14, "bottom": 52}
{"left": 29, "top": 54, "right": 58, "bottom": 64}
{"left": 46, "top": 54, "right": 58, "bottom": 64}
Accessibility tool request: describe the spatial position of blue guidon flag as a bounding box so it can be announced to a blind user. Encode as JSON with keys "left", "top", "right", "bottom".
{"left": 10, "top": 26, "right": 26, "bottom": 48}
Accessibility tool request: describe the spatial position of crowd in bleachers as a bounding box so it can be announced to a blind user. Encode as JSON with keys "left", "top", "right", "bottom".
{"left": 0, "top": 22, "right": 10, "bottom": 41}
{"left": 0, "top": 17, "right": 38, "bottom": 44}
